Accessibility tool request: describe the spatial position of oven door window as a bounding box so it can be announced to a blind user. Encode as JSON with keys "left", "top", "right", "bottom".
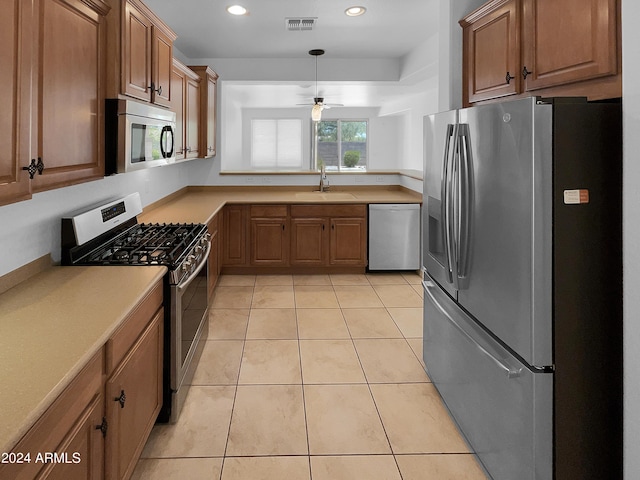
{"left": 130, "top": 123, "right": 174, "bottom": 164}
{"left": 179, "top": 265, "right": 208, "bottom": 366}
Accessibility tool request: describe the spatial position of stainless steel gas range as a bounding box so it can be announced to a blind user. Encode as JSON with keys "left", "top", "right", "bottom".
{"left": 61, "top": 193, "right": 210, "bottom": 423}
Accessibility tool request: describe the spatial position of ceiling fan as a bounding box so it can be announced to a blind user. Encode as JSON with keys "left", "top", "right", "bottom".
{"left": 297, "top": 49, "right": 343, "bottom": 121}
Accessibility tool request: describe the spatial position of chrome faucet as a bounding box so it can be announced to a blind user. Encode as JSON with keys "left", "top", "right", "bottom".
{"left": 319, "top": 164, "right": 329, "bottom": 192}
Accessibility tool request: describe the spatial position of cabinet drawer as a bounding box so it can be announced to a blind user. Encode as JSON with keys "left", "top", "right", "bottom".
{"left": 290, "top": 204, "right": 366, "bottom": 218}
{"left": 250, "top": 205, "right": 288, "bottom": 218}
{"left": 106, "top": 280, "right": 163, "bottom": 373}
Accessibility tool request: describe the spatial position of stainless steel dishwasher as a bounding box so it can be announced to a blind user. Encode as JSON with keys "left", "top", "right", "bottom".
{"left": 368, "top": 204, "right": 420, "bottom": 270}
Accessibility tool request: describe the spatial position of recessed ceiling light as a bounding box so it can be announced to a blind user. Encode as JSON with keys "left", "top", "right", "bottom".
{"left": 345, "top": 6, "right": 366, "bottom": 17}
{"left": 226, "top": 5, "right": 248, "bottom": 16}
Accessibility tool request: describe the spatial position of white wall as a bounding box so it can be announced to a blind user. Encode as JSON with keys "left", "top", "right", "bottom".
{"left": 623, "top": 1, "right": 640, "bottom": 478}
{"left": 0, "top": 162, "right": 197, "bottom": 277}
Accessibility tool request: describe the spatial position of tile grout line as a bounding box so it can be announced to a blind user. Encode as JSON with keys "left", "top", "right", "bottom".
{"left": 291, "top": 281, "right": 314, "bottom": 479}
{"left": 218, "top": 280, "right": 254, "bottom": 480}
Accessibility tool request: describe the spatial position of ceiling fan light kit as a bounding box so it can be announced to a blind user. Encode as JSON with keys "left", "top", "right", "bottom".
{"left": 310, "top": 49, "right": 325, "bottom": 121}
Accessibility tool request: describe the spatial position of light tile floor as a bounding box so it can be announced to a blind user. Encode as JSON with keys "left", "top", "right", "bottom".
{"left": 133, "top": 273, "right": 488, "bottom": 480}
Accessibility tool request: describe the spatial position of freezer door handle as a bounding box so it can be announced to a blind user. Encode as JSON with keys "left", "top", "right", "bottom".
{"left": 423, "top": 280, "right": 523, "bottom": 379}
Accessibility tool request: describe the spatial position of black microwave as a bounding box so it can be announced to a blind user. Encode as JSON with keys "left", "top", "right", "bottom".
{"left": 105, "top": 99, "right": 176, "bottom": 174}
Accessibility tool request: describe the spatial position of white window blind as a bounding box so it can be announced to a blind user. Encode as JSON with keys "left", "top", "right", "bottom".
{"left": 251, "top": 119, "right": 302, "bottom": 168}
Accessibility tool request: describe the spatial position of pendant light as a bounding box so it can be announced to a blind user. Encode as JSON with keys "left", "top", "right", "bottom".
{"left": 309, "top": 49, "right": 325, "bottom": 122}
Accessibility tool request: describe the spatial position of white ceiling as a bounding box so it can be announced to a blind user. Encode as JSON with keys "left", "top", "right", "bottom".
{"left": 144, "top": 0, "right": 441, "bottom": 109}
{"left": 144, "top": 0, "right": 439, "bottom": 59}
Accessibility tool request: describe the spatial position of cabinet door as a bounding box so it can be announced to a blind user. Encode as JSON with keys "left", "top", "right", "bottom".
{"left": 290, "top": 218, "right": 327, "bottom": 266}
{"left": 521, "top": 0, "right": 617, "bottom": 90}
{"left": 32, "top": 0, "right": 108, "bottom": 192}
{"left": 0, "top": 0, "right": 33, "bottom": 205}
{"left": 122, "top": 1, "right": 152, "bottom": 102}
{"left": 105, "top": 310, "right": 163, "bottom": 480}
{"left": 171, "top": 62, "right": 185, "bottom": 160}
{"left": 330, "top": 217, "right": 366, "bottom": 266}
{"left": 251, "top": 217, "right": 289, "bottom": 266}
{"left": 208, "top": 213, "right": 220, "bottom": 299}
{"left": 39, "top": 394, "right": 105, "bottom": 480}
{"left": 460, "top": 0, "right": 520, "bottom": 105}
{"left": 222, "top": 205, "right": 248, "bottom": 265}
{"left": 151, "top": 26, "right": 172, "bottom": 107}
{"left": 204, "top": 74, "right": 217, "bottom": 157}
{"left": 185, "top": 76, "right": 200, "bottom": 158}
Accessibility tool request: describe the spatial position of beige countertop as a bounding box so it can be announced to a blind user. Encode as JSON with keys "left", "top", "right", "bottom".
{"left": 0, "top": 265, "right": 166, "bottom": 454}
{"left": 139, "top": 185, "right": 422, "bottom": 224}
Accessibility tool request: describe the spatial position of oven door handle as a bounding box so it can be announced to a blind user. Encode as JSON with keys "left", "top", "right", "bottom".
{"left": 177, "top": 241, "right": 211, "bottom": 291}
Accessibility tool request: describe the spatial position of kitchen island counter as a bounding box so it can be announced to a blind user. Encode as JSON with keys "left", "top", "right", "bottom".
{"left": 0, "top": 265, "right": 166, "bottom": 454}
{"left": 139, "top": 185, "right": 422, "bottom": 224}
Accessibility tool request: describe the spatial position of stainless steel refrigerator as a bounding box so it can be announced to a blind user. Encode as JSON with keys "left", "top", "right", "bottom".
{"left": 422, "top": 97, "right": 622, "bottom": 480}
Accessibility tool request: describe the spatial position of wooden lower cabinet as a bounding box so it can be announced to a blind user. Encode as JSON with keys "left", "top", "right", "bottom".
{"left": 0, "top": 351, "right": 105, "bottom": 480}
{"left": 207, "top": 212, "right": 220, "bottom": 299}
{"left": 250, "top": 205, "right": 289, "bottom": 267}
{"left": 330, "top": 217, "right": 367, "bottom": 266}
{"left": 221, "top": 203, "right": 367, "bottom": 273}
{"left": 105, "top": 309, "right": 163, "bottom": 480}
{"left": 0, "top": 280, "right": 164, "bottom": 480}
{"left": 290, "top": 218, "right": 328, "bottom": 266}
{"left": 222, "top": 205, "right": 249, "bottom": 266}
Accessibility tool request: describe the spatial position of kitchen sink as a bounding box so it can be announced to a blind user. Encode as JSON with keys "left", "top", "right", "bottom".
{"left": 295, "top": 191, "right": 356, "bottom": 200}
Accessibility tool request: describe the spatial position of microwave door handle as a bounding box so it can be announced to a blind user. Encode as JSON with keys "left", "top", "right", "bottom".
{"left": 160, "top": 125, "right": 174, "bottom": 159}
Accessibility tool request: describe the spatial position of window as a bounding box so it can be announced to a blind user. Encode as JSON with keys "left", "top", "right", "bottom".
{"left": 251, "top": 119, "right": 303, "bottom": 169}
{"left": 315, "top": 119, "right": 368, "bottom": 171}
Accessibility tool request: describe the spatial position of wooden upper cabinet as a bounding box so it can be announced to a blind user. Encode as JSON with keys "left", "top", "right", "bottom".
{"left": 122, "top": 1, "right": 151, "bottom": 102}
{"left": 189, "top": 66, "right": 219, "bottom": 158}
{"left": 2, "top": 0, "right": 110, "bottom": 203}
{"left": 185, "top": 76, "right": 201, "bottom": 158}
{"left": 31, "top": 0, "right": 110, "bottom": 193}
{"left": 107, "top": 0, "right": 176, "bottom": 106}
{"left": 460, "top": 0, "right": 520, "bottom": 104}
{"left": 521, "top": 0, "right": 618, "bottom": 91}
{"left": 171, "top": 59, "right": 200, "bottom": 159}
{"left": 0, "top": 0, "right": 34, "bottom": 205}
{"left": 461, "top": 0, "right": 620, "bottom": 105}
{"left": 152, "top": 26, "right": 172, "bottom": 107}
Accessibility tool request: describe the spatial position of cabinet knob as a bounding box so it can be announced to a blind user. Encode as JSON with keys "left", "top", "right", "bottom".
{"left": 522, "top": 66, "right": 532, "bottom": 79}
{"left": 505, "top": 72, "right": 515, "bottom": 84}
{"left": 22, "top": 157, "right": 44, "bottom": 179}
{"left": 148, "top": 82, "right": 162, "bottom": 95}
{"left": 115, "top": 389, "right": 126, "bottom": 408}
{"left": 96, "top": 417, "right": 108, "bottom": 437}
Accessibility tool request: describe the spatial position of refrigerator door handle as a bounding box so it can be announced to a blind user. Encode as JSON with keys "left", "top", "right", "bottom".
{"left": 423, "top": 280, "right": 523, "bottom": 379}
{"left": 441, "top": 123, "right": 458, "bottom": 284}
{"left": 456, "top": 124, "right": 473, "bottom": 288}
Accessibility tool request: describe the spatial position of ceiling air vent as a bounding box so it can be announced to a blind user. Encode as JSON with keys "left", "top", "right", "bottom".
{"left": 286, "top": 17, "right": 317, "bottom": 31}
